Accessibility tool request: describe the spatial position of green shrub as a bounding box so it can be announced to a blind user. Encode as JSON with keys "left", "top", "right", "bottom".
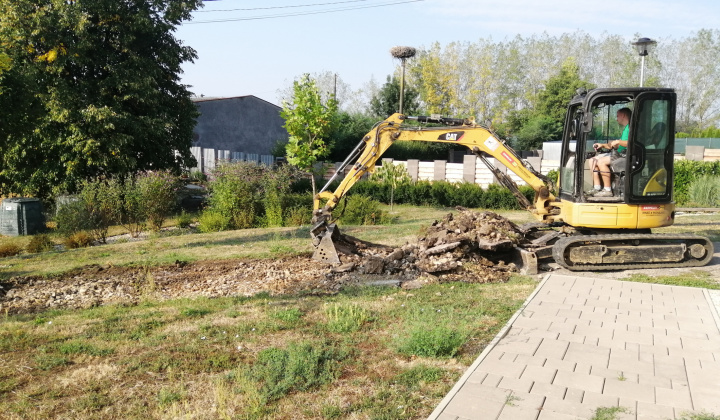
{"left": 687, "top": 175, "right": 720, "bottom": 207}
{"left": 250, "top": 341, "right": 347, "bottom": 401}
{"left": 396, "top": 326, "right": 466, "bottom": 358}
{"left": 673, "top": 160, "right": 720, "bottom": 205}
{"left": 348, "top": 179, "right": 532, "bottom": 210}
{"left": 264, "top": 190, "right": 284, "bottom": 227}
{"left": 54, "top": 199, "right": 92, "bottom": 236}
{"left": 198, "top": 210, "right": 230, "bottom": 233}
{"left": 206, "top": 162, "right": 260, "bottom": 229}
{"left": 262, "top": 166, "right": 297, "bottom": 228}
{"left": 176, "top": 211, "right": 194, "bottom": 228}
{"left": 429, "top": 181, "right": 454, "bottom": 207}
{"left": 0, "top": 243, "right": 22, "bottom": 258}
{"left": 26, "top": 234, "right": 55, "bottom": 254}
{"left": 78, "top": 178, "right": 118, "bottom": 243}
{"left": 137, "top": 171, "right": 180, "bottom": 231}
{"left": 63, "top": 231, "right": 93, "bottom": 249}
{"left": 187, "top": 170, "right": 207, "bottom": 183}
{"left": 336, "top": 195, "right": 389, "bottom": 225}
{"left": 284, "top": 206, "right": 311, "bottom": 226}
{"left": 204, "top": 161, "right": 301, "bottom": 231}
{"left": 105, "top": 177, "right": 144, "bottom": 237}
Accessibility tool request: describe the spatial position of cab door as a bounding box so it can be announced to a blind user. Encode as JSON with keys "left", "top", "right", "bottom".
{"left": 624, "top": 92, "right": 676, "bottom": 204}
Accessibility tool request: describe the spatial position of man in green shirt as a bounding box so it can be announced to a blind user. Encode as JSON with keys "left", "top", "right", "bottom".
{"left": 588, "top": 107, "right": 631, "bottom": 197}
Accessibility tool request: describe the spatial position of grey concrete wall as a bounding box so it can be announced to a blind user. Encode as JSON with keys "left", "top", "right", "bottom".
{"left": 192, "top": 96, "right": 289, "bottom": 156}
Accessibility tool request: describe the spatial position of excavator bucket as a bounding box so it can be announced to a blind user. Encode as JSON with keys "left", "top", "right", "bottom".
{"left": 313, "top": 225, "right": 342, "bottom": 263}
{"left": 514, "top": 247, "right": 539, "bottom": 275}
{"left": 311, "top": 222, "right": 360, "bottom": 264}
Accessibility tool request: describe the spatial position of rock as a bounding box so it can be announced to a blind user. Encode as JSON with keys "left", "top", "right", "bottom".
{"left": 385, "top": 249, "right": 404, "bottom": 262}
{"left": 361, "top": 256, "right": 384, "bottom": 274}
{"left": 331, "top": 263, "right": 356, "bottom": 273}
{"left": 423, "top": 242, "right": 462, "bottom": 256}
{"left": 401, "top": 280, "right": 424, "bottom": 290}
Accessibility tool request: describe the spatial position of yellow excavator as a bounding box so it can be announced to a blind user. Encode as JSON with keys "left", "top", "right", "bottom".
{"left": 310, "top": 87, "right": 714, "bottom": 272}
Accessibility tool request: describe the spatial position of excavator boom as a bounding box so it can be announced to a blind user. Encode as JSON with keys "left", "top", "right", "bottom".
{"left": 314, "top": 113, "right": 555, "bottom": 218}
{"left": 311, "top": 113, "right": 557, "bottom": 264}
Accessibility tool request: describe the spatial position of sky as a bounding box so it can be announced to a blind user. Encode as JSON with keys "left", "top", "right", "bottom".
{"left": 175, "top": 0, "right": 720, "bottom": 106}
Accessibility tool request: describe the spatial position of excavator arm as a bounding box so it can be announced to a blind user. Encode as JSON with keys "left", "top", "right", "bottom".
{"left": 310, "top": 113, "right": 558, "bottom": 263}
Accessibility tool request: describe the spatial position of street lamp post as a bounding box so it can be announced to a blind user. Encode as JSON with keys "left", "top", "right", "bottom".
{"left": 632, "top": 37, "right": 657, "bottom": 87}
{"left": 390, "top": 46, "right": 416, "bottom": 114}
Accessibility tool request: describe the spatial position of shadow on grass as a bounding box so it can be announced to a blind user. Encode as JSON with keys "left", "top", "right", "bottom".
{"left": 180, "top": 227, "right": 312, "bottom": 249}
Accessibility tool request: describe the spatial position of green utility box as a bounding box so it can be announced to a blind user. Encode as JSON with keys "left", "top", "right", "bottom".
{"left": 0, "top": 198, "right": 45, "bottom": 236}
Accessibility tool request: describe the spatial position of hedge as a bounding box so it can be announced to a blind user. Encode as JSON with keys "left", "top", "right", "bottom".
{"left": 348, "top": 180, "right": 534, "bottom": 210}
{"left": 673, "top": 160, "right": 720, "bottom": 206}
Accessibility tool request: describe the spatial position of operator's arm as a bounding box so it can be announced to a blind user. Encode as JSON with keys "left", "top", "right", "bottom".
{"left": 593, "top": 139, "right": 625, "bottom": 150}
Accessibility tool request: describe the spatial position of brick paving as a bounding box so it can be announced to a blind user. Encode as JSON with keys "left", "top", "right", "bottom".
{"left": 428, "top": 274, "right": 720, "bottom": 420}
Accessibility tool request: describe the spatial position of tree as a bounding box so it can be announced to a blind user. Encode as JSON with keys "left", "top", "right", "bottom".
{"left": 0, "top": 0, "right": 200, "bottom": 198}
{"left": 281, "top": 74, "right": 339, "bottom": 197}
{"left": 369, "top": 75, "right": 420, "bottom": 118}
{"left": 327, "top": 112, "right": 376, "bottom": 162}
{"left": 509, "top": 59, "right": 593, "bottom": 150}
{"left": 410, "top": 42, "right": 454, "bottom": 115}
{"left": 369, "top": 161, "right": 411, "bottom": 211}
{"left": 278, "top": 71, "right": 352, "bottom": 111}
{"left": 0, "top": 52, "right": 10, "bottom": 95}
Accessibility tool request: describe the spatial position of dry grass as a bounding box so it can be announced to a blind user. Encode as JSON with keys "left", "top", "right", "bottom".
{"left": 0, "top": 279, "right": 536, "bottom": 419}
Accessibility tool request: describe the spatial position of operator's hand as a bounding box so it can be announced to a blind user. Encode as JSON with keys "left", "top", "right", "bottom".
{"left": 593, "top": 143, "right": 606, "bottom": 152}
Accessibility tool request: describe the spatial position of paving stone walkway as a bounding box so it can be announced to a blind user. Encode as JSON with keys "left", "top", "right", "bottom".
{"left": 428, "top": 274, "right": 720, "bottom": 420}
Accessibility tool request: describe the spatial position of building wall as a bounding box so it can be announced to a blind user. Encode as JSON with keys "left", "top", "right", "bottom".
{"left": 192, "top": 96, "right": 289, "bottom": 156}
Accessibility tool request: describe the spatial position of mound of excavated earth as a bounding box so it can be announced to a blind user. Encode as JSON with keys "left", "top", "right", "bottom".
{"left": 0, "top": 209, "right": 525, "bottom": 314}
{"left": 330, "top": 208, "right": 522, "bottom": 283}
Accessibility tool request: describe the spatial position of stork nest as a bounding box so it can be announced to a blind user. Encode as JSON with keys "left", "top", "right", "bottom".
{"left": 390, "top": 46, "right": 416, "bottom": 59}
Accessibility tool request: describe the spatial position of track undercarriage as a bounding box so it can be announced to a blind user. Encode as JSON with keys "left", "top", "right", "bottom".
{"left": 515, "top": 224, "right": 714, "bottom": 272}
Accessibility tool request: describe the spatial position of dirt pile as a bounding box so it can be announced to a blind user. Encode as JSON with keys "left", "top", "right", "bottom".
{"left": 329, "top": 208, "right": 524, "bottom": 284}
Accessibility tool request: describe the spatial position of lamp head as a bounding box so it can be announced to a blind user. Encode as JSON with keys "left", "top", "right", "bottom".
{"left": 633, "top": 37, "right": 657, "bottom": 56}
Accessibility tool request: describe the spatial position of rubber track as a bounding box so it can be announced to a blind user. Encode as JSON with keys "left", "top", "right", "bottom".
{"left": 551, "top": 233, "right": 715, "bottom": 271}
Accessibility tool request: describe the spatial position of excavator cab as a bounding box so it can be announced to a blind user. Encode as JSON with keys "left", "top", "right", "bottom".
{"left": 556, "top": 88, "right": 678, "bottom": 230}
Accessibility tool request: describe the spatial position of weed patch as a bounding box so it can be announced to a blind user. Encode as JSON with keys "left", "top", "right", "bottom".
{"left": 393, "top": 364, "right": 445, "bottom": 388}
{"left": 249, "top": 341, "right": 349, "bottom": 401}
{"left": 180, "top": 307, "right": 213, "bottom": 318}
{"left": 324, "top": 303, "right": 371, "bottom": 333}
{"left": 270, "top": 307, "right": 304, "bottom": 325}
{"left": 589, "top": 406, "right": 633, "bottom": 420}
{"left": 395, "top": 326, "right": 466, "bottom": 358}
{"left": 57, "top": 341, "right": 114, "bottom": 356}
{"left": 35, "top": 353, "right": 71, "bottom": 370}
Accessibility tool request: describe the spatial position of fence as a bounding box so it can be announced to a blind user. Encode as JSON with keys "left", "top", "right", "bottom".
{"left": 189, "top": 147, "right": 275, "bottom": 173}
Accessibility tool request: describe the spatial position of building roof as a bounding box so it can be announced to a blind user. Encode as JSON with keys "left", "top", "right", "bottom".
{"left": 191, "top": 95, "right": 280, "bottom": 109}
